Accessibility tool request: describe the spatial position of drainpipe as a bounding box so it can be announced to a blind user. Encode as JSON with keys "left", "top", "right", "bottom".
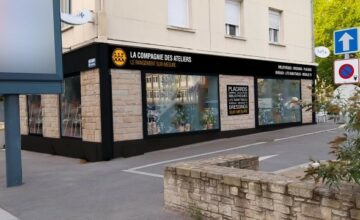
{"left": 96, "top": 0, "right": 107, "bottom": 41}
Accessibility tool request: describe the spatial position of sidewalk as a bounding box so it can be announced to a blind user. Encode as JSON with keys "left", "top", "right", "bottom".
{"left": 0, "top": 123, "right": 340, "bottom": 220}
{"left": 0, "top": 151, "right": 191, "bottom": 220}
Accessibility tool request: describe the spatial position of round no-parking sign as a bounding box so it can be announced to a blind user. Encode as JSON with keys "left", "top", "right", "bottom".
{"left": 339, "top": 64, "right": 354, "bottom": 79}
{"left": 334, "top": 59, "right": 359, "bottom": 84}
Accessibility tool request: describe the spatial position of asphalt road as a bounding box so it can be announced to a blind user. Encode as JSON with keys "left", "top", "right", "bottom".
{"left": 0, "top": 123, "right": 341, "bottom": 220}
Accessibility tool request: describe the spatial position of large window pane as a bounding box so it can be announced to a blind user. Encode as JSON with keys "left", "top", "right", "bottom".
{"left": 27, "top": 95, "right": 42, "bottom": 135}
{"left": 146, "top": 73, "right": 219, "bottom": 135}
{"left": 257, "top": 78, "right": 301, "bottom": 125}
{"left": 61, "top": 75, "right": 82, "bottom": 138}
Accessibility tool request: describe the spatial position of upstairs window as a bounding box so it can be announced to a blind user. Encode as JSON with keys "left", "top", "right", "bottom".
{"left": 168, "top": 0, "right": 190, "bottom": 28}
{"left": 60, "top": 0, "right": 71, "bottom": 14}
{"left": 269, "top": 9, "right": 281, "bottom": 43}
{"left": 225, "top": 0, "right": 241, "bottom": 37}
{"left": 60, "top": 0, "right": 71, "bottom": 28}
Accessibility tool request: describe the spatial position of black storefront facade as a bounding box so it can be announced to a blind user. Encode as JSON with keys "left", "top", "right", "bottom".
{"left": 21, "top": 43, "right": 316, "bottom": 162}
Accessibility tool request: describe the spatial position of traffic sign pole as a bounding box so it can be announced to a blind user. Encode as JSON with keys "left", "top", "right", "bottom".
{"left": 4, "top": 95, "right": 22, "bottom": 187}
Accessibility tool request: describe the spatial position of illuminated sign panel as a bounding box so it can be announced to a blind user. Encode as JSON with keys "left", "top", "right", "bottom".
{"left": 0, "top": 0, "right": 63, "bottom": 94}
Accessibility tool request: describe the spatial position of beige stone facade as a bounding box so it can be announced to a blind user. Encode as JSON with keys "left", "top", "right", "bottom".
{"left": 81, "top": 69, "right": 102, "bottom": 142}
{"left": 301, "top": 79, "right": 313, "bottom": 124}
{"left": 220, "top": 75, "right": 255, "bottom": 131}
{"left": 165, "top": 154, "right": 360, "bottom": 220}
{"left": 19, "top": 95, "right": 28, "bottom": 135}
{"left": 111, "top": 69, "right": 143, "bottom": 142}
{"left": 41, "top": 95, "right": 60, "bottom": 138}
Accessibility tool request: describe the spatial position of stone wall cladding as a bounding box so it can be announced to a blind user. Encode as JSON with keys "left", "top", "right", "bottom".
{"left": 19, "top": 95, "right": 28, "bottom": 135}
{"left": 81, "top": 69, "right": 102, "bottom": 143}
{"left": 301, "top": 79, "right": 313, "bottom": 124}
{"left": 164, "top": 154, "right": 360, "bottom": 220}
{"left": 41, "top": 95, "right": 60, "bottom": 138}
{"left": 219, "top": 75, "right": 255, "bottom": 131}
{"left": 111, "top": 69, "right": 143, "bottom": 142}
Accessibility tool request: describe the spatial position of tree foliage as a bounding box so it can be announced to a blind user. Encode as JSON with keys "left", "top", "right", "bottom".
{"left": 314, "top": 0, "right": 360, "bottom": 85}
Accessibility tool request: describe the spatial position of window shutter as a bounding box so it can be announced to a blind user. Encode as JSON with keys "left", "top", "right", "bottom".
{"left": 225, "top": 0, "right": 240, "bottom": 26}
{"left": 269, "top": 10, "right": 280, "bottom": 30}
{"left": 168, "top": 0, "right": 189, "bottom": 28}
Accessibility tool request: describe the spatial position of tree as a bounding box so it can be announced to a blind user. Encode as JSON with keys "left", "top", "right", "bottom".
{"left": 314, "top": 0, "right": 360, "bottom": 85}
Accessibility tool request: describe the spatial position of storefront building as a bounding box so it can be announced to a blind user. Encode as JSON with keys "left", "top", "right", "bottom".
{"left": 19, "top": 0, "right": 316, "bottom": 161}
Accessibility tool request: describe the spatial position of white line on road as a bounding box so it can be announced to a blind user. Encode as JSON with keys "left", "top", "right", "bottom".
{"left": 123, "top": 127, "right": 340, "bottom": 178}
{"left": 123, "top": 154, "right": 279, "bottom": 178}
{"left": 273, "top": 162, "right": 310, "bottom": 174}
{"left": 123, "top": 170, "right": 164, "bottom": 178}
{"left": 0, "top": 207, "right": 18, "bottom": 220}
{"left": 273, "top": 128, "right": 338, "bottom": 142}
{"left": 124, "top": 142, "right": 267, "bottom": 171}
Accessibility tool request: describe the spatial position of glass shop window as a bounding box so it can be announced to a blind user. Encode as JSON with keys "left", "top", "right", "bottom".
{"left": 257, "top": 78, "right": 301, "bottom": 125}
{"left": 146, "top": 73, "right": 219, "bottom": 135}
{"left": 61, "top": 75, "right": 82, "bottom": 138}
{"left": 27, "top": 95, "right": 42, "bottom": 135}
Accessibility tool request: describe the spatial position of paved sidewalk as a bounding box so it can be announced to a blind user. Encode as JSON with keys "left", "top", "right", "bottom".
{"left": 0, "top": 123, "right": 341, "bottom": 220}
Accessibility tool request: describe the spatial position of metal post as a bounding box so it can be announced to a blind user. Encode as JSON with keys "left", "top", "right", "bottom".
{"left": 4, "top": 94, "right": 22, "bottom": 187}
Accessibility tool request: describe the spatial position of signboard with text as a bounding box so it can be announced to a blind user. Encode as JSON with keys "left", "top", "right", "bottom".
{"left": 227, "top": 85, "right": 249, "bottom": 115}
{"left": 0, "top": 0, "right": 63, "bottom": 94}
{"left": 109, "top": 46, "right": 315, "bottom": 79}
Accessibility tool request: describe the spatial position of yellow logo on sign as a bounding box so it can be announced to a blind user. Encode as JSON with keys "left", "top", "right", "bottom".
{"left": 112, "top": 48, "right": 127, "bottom": 67}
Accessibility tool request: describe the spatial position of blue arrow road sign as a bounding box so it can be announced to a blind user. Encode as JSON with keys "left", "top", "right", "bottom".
{"left": 334, "top": 28, "right": 360, "bottom": 55}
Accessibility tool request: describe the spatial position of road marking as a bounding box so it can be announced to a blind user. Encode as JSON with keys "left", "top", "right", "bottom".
{"left": 273, "top": 128, "right": 338, "bottom": 142}
{"left": 273, "top": 162, "right": 310, "bottom": 174}
{"left": 123, "top": 170, "right": 164, "bottom": 178}
{"left": 124, "top": 142, "right": 267, "bottom": 171}
{"left": 123, "top": 154, "right": 278, "bottom": 178}
{"left": 0, "top": 207, "right": 18, "bottom": 220}
{"left": 123, "top": 127, "right": 340, "bottom": 178}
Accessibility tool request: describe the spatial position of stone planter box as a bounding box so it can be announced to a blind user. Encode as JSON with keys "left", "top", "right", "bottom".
{"left": 164, "top": 154, "right": 360, "bottom": 220}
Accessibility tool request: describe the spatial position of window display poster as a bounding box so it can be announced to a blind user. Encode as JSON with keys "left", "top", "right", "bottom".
{"left": 227, "top": 85, "right": 249, "bottom": 115}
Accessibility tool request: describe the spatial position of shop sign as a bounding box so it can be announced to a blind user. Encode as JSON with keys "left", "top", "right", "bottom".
{"left": 275, "top": 64, "right": 313, "bottom": 78}
{"left": 227, "top": 85, "right": 249, "bottom": 115}
{"left": 109, "top": 46, "right": 315, "bottom": 79}
{"left": 111, "top": 47, "right": 192, "bottom": 69}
